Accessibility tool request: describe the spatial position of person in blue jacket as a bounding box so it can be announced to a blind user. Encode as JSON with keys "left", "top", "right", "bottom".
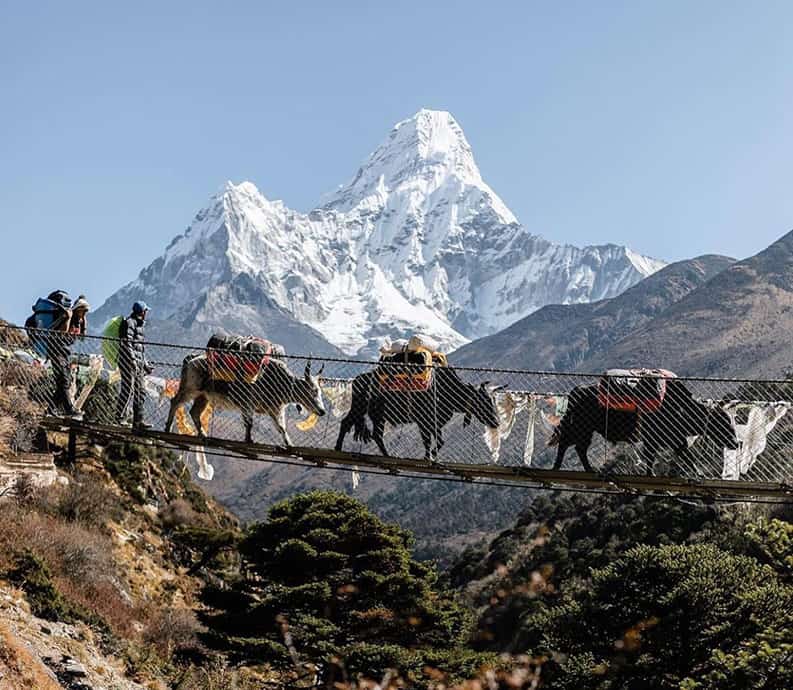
{"left": 115, "top": 301, "right": 153, "bottom": 430}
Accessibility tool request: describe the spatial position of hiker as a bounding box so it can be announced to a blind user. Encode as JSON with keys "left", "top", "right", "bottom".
{"left": 70, "top": 295, "right": 90, "bottom": 337}
{"left": 115, "top": 301, "right": 153, "bottom": 431}
{"left": 25, "top": 290, "right": 89, "bottom": 419}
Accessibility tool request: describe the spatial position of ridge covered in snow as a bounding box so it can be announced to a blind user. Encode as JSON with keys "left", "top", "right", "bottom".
{"left": 95, "top": 109, "right": 665, "bottom": 356}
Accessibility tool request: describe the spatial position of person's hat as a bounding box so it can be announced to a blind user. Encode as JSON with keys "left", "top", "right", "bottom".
{"left": 132, "top": 301, "right": 150, "bottom": 315}
{"left": 73, "top": 295, "right": 91, "bottom": 312}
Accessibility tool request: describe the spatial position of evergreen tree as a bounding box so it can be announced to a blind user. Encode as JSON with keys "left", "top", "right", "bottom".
{"left": 520, "top": 543, "right": 792, "bottom": 688}
{"left": 200, "top": 491, "right": 490, "bottom": 684}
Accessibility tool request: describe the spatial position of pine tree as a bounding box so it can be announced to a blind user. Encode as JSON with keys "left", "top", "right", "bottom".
{"left": 520, "top": 543, "right": 793, "bottom": 688}
{"left": 200, "top": 490, "right": 489, "bottom": 685}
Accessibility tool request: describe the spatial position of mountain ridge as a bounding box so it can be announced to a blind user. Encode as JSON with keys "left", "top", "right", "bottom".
{"left": 93, "top": 109, "right": 664, "bottom": 355}
{"left": 584, "top": 229, "right": 793, "bottom": 377}
{"left": 451, "top": 254, "right": 734, "bottom": 371}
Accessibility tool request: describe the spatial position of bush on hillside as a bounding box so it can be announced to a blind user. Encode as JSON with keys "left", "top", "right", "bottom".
{"left": 0, "top": 385, "right": 43, "bottom": 455}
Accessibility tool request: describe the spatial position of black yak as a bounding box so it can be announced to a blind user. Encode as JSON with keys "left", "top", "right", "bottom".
{"left": 550, "top": 379, "right": 738, "bottom": 475}
{"left": 335, "top": 366, "right": 500, "bottom": 460}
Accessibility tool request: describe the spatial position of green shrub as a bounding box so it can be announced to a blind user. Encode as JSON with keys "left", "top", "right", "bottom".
{"left": 7, "top": 550, "right": 85, "bottom": 623}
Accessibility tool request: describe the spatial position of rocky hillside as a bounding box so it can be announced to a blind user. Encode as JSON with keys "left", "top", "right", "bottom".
{"left": 451, "top": 255, "right": 733, "bottom": 371}
{"left": 0, "top": 389, "right": 251, "bottom": 688}
{"left": 93, "top": 109, "right": 663, "bottom": 356}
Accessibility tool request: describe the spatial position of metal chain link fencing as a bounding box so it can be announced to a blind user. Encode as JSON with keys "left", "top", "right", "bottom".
{"left": 1, "top": 323, "right": 793, "bottom": 487}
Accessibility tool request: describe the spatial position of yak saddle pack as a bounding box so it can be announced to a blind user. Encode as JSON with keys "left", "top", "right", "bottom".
{"left": 206, "top": 333, "right": 283, "bottom": 384}
{"left": 596, "top": 368, "right": 677, "bottom": 414}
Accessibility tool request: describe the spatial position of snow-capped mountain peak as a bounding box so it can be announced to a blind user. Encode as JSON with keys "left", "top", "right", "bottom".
{"left": 95, "top": 109, "right": 665, "bottom": 357}
{"left": 354, "top": 109, "right": 480, "bottom": 187}
{"left": 325, "top": 109, "right": 515, "bottom": 223}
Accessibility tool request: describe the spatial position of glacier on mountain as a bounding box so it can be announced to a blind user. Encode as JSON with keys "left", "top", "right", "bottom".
{"left": 95, "top": 109, "right": 665, "bottom": 356}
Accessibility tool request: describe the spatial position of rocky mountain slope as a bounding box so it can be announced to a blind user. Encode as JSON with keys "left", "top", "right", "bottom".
{"left": 451, "top": 255, "right": 733, "bottom": 371}
{"left": 0, "top": 376, "right": 247, "bottom": 688}
{"left": 582, "top": 228, "right": 793, "bottom": 377}
{"left": 93, "top": 109, "right": 663, "bottom": 356}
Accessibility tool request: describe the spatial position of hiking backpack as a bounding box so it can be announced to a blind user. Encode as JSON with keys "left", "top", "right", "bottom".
{"left": 25, "top": 290, "right": 73, "bottom": 357}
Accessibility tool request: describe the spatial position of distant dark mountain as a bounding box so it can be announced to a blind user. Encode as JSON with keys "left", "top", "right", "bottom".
{"left": 451, "top": 255, "right": 733, "bottom": 371}
{"left": 586, "top": 229, "right": 793, "bottom": 377}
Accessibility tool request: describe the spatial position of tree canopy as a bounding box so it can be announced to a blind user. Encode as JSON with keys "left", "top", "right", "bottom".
{"left": 200, "top": 490, "right": 491, "bottom": 685}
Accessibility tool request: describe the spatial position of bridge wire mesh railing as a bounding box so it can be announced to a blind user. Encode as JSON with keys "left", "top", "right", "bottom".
{"left": 1, "top": 323, "right": 793, "bottom": 489}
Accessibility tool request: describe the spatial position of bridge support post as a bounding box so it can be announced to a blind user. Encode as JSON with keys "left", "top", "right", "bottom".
{"left": 67, "top": 428, "right": 77, "bottom": 466}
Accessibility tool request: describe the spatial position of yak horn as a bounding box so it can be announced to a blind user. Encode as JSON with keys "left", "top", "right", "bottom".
{"left": 304, "top": 360, "right": 312, "bottom": 378}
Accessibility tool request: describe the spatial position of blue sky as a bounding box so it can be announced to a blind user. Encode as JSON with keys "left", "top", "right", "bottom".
{"left": 1, "top": 1, "right": 792, "bottom": 321}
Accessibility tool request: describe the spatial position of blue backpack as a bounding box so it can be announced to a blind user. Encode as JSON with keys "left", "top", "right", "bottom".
{"left": 25, "top": 291, "right": 73, "bottom": 357}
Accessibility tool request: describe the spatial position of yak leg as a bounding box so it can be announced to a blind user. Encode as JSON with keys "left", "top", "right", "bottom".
{"left": 372, "top": 413, "right": 388, "bottom": 457}
{"left": 553, "top": 429, "right": 593, "bottom": 472}
{"left": 552, "top": 443, "right": 570, "bottom": 470}
{"left": 436, "top": 427, "right": 445, "bottom": 452}
{"left": 553, "top": 444, "right": 570, "bottom": 470}
{"left": 190, "top": 396, "right": 210, "bottom": 438}
{"left": 418, "top": 421, "right": 434, "bottom": 461}
{"left": 641, "top": 442, "right": 658, "bottom": 476}
{"left": 242, "top": 409, "right": 255, "bottom": 444}
{"left": 575, "top": 443, "right": 594, "bottom": 473}
{"left": 270, "top": 407, "right": 291, "bottom": 447}
{"left": 165, "top": 388, "right": 192, "bottom": 434}
{"left": 335, "top": 413, "right": 354, "bottom": 451}
{"left": 670, "top": 443, "right": 690, "bottom": 478}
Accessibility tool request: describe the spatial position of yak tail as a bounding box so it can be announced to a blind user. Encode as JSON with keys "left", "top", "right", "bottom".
{"left": 353, "top": 417, "right": 372, "bottom": 444}
{"left": 546, "top": 426, "right": 561, "bottom": 447}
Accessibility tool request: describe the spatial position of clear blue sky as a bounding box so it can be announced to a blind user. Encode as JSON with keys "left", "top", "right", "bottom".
{"left": 2, "top": 1, "right": 792, "bottom": 321}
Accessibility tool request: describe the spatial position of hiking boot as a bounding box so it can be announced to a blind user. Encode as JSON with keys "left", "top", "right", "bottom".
{"left": 63, "top": 409, "right": 83, "bottom": 422}
{"left": 133, "top": 421, "right": 153, "bottom": 433}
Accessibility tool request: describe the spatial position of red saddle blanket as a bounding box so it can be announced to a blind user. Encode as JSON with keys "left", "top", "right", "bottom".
{"left": 596, "top": 368, "right": 677, "bottom": 413}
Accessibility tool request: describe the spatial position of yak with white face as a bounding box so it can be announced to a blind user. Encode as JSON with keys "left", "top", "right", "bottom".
{"left": 165, "top": 356, "right": 325, "bottom": 446}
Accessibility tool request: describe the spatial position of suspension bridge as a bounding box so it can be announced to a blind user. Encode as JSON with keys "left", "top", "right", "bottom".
{"left": 2, "top": 323, "right": 792, "bottom": 504}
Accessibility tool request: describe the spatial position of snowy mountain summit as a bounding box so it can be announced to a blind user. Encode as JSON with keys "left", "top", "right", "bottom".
{"left": 95, "top": 109, "right": 665, "bottom": 356}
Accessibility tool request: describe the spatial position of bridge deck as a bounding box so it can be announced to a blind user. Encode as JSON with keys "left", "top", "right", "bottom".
{"left": 41, "top": 418, "right": 793, "bottom": 501}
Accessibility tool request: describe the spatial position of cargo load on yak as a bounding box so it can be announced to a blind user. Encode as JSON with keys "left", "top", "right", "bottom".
{"left": 206, "top": 333, "right": 285, "bottom": 384}
{"left": 377, "top": 334, "right": 448, "bottom": 392}
{"left": 596, "top": 368, "right": 677, "bottom": 413}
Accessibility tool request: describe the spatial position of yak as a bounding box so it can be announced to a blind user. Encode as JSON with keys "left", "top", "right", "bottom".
{"left": 165, "top": 355, "right": 325, "bottom": 446}
{"left": 550, "top": 379, "right": 738, "bottom": 475}
{"left": 335, "top": 365, "right": 501, "bottom": 460}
